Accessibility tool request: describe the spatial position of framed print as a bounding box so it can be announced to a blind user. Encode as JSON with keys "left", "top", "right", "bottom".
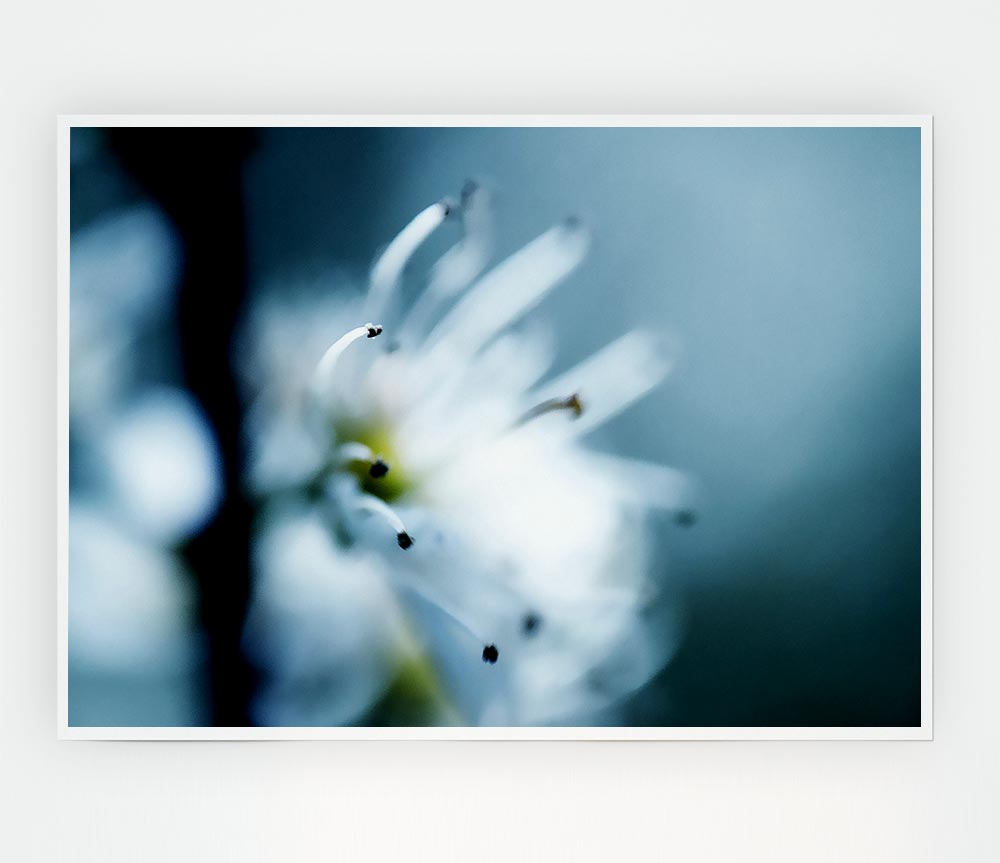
{"left": 57, "top": 115, "right": 932, "bottom": 739}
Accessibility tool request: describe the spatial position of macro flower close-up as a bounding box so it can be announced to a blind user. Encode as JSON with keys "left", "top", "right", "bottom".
{"left": 240, "top": 186, "right": 689, "bottom": 726}
{"left": 66, "top": 123, "right": 922, "bottom": 731}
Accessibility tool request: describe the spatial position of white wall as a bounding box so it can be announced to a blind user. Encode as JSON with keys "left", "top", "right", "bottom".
{"left": 2, "top": 1, "right": 997, "bottom": 859}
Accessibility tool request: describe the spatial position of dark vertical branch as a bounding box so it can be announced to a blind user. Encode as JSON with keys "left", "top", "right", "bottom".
{"left": 110, "top": 129, "right": 257, "bottom": 725}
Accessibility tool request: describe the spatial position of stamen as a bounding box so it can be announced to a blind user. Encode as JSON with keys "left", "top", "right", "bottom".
{"left": 309, "top": 323, "right": 383, "bottom": 403}
{"left": 521, "top": 612, "right": 542, "bottom": 636}
{"left": 461, "top": 178, "right": 479, "bottom": 205}
{"left": 354, "top": 493, "right": 413, "bottom": 550}
{"left": 392, "top": 575, "right": 499, "bottom": 665}
{"left": 515, "top": 392, "right": 584, "bottom": 427}
{"left": 365, "top": 200, "right": 453, "bottom": 322}
{"left": 523, "top": 331, "right": 671, "bottom": 439}
{"left": 401, "top": 180, "right": 494, "bottom": 344}
{"left": 336, "top": 442, "right": 390, "bottom": 479}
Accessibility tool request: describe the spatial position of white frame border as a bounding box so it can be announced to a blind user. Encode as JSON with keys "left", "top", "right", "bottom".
{"left": 57, "top": 114, "right": 933, "bottom": 741}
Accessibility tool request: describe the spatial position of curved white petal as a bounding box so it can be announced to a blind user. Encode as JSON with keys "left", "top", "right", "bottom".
{"left": 393, "top": 327, "right": 554, "bottom": 469}
{"left": 419, "top": 219, "right": 590, "bottom": 376}
{"left": 365, "top": 201, "right": 451, "bottom": 322}
{"left": 401, "top": 182, "right": 494, "bottom": 343}
{"left": 585, "top": 452, "right": 694, "bottom": 511}
{"left": 526, "top": 330, "right": 673, "bottom": 438}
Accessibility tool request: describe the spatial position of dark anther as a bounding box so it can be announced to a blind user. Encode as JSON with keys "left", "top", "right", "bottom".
{"left": 674, "top": 509, "right": 697, "bottom": 528}
{"left": 368, "top": 459, "right": 390, "bottom": 479}
{"left": 440, "top": 197, "right": 458, "bottom": 218}
{"left": 521, "top": 612, "right": 542, "bottom": 636}
{"left": 515, "top": 393, "right": 584, "bottom": 427}
{"left": 366, "top": 324, "right": 383, "bottom": 339}
{"left": 461, "top": 179, "right": 479, "bottom": 204}
{"left": 482, "top": 644, "right": 499, "bottom": 664}
{"left": 563, "top": 215, "right": 581, "bottom": 229}
{"left": 396, "top": 532, "right": 414, "bottom": 550}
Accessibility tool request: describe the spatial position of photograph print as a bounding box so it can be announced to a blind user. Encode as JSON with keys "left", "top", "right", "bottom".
{"left": 60, "top": 118, "right": 930, "bottom": 736}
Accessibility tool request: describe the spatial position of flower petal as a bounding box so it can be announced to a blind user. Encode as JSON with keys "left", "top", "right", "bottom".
{"left": 419, "top": 219, "right": 590, "bottom": 374}
{"left": 401, "top": 182, "right": 494, "bottom": 344}
{"left": 585, "top": 452, "right": 694, "bottom": 512}
{"left": 526, "top": 330, "right": 673, "bottom": 438}
{"left": 365, "top": 201, "right": 451, "bottom": 322}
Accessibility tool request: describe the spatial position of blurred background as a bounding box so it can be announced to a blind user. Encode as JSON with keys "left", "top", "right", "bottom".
{"left": 68, "top": 124, "right": 921, "bottom": 727}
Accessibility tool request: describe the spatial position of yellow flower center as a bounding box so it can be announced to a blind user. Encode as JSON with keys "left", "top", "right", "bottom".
{"left": 334, "top": 419, "right": 415, "bottom": 503}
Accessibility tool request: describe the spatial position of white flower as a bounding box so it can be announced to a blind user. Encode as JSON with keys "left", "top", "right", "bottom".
{"left": 70, "top": 204, "right": 181, "bottom": 431}
{"left": 242, "top": 184, "right": 691, "bottom": 726}
{"left": 70, "top": 503, "right": 199, "bottom": 676}
{"left": 99, "top": 388, "right": 223, "bottom": 545}
{"left": 69, "top": 203, "right": 221, "bottom": 725}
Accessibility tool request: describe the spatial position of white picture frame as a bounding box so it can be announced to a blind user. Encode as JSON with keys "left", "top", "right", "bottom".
{"left": 57, "top": 114, "right": 933, "bottom": 741}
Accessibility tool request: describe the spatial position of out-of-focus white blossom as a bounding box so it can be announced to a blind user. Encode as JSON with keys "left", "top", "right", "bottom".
{"left": 70, "top": 205, "right": 181, "bottom": 430}
{"left": 242, "top": 184, "right": 690, "bottom": 725}
{"left": 242, "top": 502, "right": 423, "bottom": 726}
{"left": 69, "top": 203, "right": 220, "bottom": 724}
{"left": 69, "top": 503, "right": 198, "bottom": 674}
{"left": 99, "top": 388, "right": 223, "bottom": 545}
